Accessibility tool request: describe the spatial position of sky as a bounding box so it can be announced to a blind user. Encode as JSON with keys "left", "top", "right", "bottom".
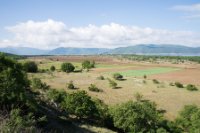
{"left": 0, "top": 0, "right": 200, "bottom": 49}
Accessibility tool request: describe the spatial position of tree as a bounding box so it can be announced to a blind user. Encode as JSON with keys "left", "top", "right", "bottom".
{"left": 50, "top": 65, "right": 56, "bottom": 71}
{"left": 110, "top": 100, "right": 163, "bottom": 132}
{"left": 0, "top": 55, "right": 32, "bottom": 109}
{"left": 186, "top": 84, "right": 198, "bottom": 91}
{"left": 23, "top": 61, "right": 38, "bottom": 73}
{"left": 61, "top": 62, "right": 75, "bottom": 73}
{"left": 31, "top": 78, "right": 50, "bottom": 91}
{"left": 113, "top": 73, "right": 123, "bottom": 80}
{"left": 82, "top": 60, "right": 95, "bottom": 70}
{"left": 175, "top": 82, "right": 183, "bottom": 88}
{"left": 61, "top": 91, "right": 98, "bottom": 118}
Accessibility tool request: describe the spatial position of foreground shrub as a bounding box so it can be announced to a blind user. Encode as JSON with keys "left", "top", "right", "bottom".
{"left": 175, "top": 82, "right": 184, "bottom": 88}
{"left": 47, "top": 89, "right": 67, "bottom": 105}
{"left": 23, "top": 61, "right": 38, "bottom": 73}
{"left": 113, "top": 73, "right": 123, "bottom": 80}
{"left": 186, "top": 84, "right": 198, "bottom": 91}
{"left": 110, "top": 100, "right": 163, "bottom": 132}
{"left": 0, "top": 108, "right": 38, "bottom": 132}
{"left": 176, "top": 105, "right": 200, "bottom": 132}
{"left": 61, "top": 91, "right": 98, "bottom": 118}
{"left": 61, "top": 62, "right": 75, "bottom": 73}
{"left": 88, "top": 84, "right": 102, "bottom": 92}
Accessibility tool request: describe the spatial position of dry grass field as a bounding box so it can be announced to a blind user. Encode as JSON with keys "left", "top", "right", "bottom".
{"left": 26, "top": 55, "right": 200, "bottom": 120}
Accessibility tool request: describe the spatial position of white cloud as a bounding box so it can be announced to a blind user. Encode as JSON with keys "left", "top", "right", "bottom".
{"left": 172, "top": 3, "right": 200, "bottom": 19}
{"left": 0, "top": 19, "right": 200, "bottom": 49}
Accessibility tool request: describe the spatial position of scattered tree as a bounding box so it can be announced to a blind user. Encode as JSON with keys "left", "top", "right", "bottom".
{"left": 23, "top": 61, "right": 38, "bottom": 73}
{"left": 88, "top": 84, "right": 101, "bottom": 92}
{"left": 67, "top": 81, "right": 75, "bottom": 89}
{"left": 61, "top": 62, "right": 75, "bottom": 73}
{"left": 50, "top": 65, "right": 56, "bottom": 71}
{"left": 113, "top": 73, "right": 123, "bottom": 80}
{"left": 175, "top": 82, "right": 184, "bottom": 88}
{"left": 186, "top": 84, "right": 198, "bottom": 91}
{"left": 108, "top": 78, "right": 118, "bottom": 89}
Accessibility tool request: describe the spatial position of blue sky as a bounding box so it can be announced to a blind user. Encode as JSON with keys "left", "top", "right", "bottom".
{"left": 0, "top": 0, "right": 200, "bottom": 49}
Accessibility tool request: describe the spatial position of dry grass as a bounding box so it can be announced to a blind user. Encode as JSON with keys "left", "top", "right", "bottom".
{"left": 27, "top": 56, "right": 200, "bottom": 120}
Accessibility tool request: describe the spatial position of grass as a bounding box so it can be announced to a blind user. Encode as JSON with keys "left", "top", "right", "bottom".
{"left": 107, "top": 67, "right": 181, "bottom": 77}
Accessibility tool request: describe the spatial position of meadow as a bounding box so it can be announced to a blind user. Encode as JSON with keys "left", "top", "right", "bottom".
{"left": 26, "top": 55, "right": 200, "bottom": 120}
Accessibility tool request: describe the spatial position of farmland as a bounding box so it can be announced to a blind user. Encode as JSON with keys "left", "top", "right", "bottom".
{"left": 26, "top": 55, "right": 200, "bottom": 120}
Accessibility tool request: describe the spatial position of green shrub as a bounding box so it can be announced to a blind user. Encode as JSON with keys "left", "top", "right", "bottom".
{"left": 175, "top": 82, "right": 183, "bottom": 88}
{"left": 50, "top": 65, "right": 56, "bottom": 71}
{"left": 153, "top": 79, "right": 159, "bottom": 84}
{"left": 82, "top": 60, "right": 95, "bottom": 70}
{"left": 108, "top": 78, "right": 117, "bottom": 89}
{"left": 186, "top": 84, "right": 198, "bottom": 91}
{"left": 110, "top": 100, "right": 164, "bottom": 132}
{"left": 113, "top": 73, "right": 123, "bottom": 80}
{"left": 61, "top": 91, "right": 98, "bottom": 118}
{"left": 47, "top": 89, "right": 67, "bottom": 104}
{"left": 97, "top": 75, "right": 105, "bottom": 80}
{"left": 61, "top": 62, "right": 75, "bottom": 73}
{"left": 88, "top": 84, "right": 101, "bottom": 92}
{"left": 67, "top": 81, "right": 75, "bottom": 89}
{"left": 144, "top": 75, "right": 147, "bottom": 79}
{"left": 134, "top": 92, "right": 143, "bottom": 101}
{"left": 23, "top": 61, "right": 38, "bottom": 73}
{"left": 32, "top": 78, "right": 50, "bottom": 90}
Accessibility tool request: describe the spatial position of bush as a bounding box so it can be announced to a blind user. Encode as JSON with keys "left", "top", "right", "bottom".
{"left": 153, "top": 79, "right": 159, "bottom": 84}
{"left": 113, "top": 73, "right": 123, "bottom": 80}
{"left": 134, "top": 92, "right": 143, "bottom": 101}
{"left": 82, "top": 60, "right": 95, "bottom": 70}
{"left": 61, "top": 91, "right": 98, "bottom": 118}
{"left": 175, "top": 82, "right": 183, "bottom": 88}
{"left": 67, "top": 81, "right": 75, "bottom": 89}
{"left": 61, "top": 62, "right": 75, "bottom": 73}
{"left": 32, "top": 78, "right": 50, "bottom": 91}
{"left": 144, "top": 75, "right": 147, "bottom": 79}
{"left": 176, "top": 105, "right": 200, "bottom": 132}
{"left": 50, "top": 65, "right": 55, "bottom": 71}
{"left": 110, "top": 100, "right": 164, "bottom": 132}
{"left": 88, "top": 84, "right": 101, "bottom": 92}
{"left": 108, "top": 78, "right": 117, "bottom": 89}
{"left": 23, "top": 61, "right": 38, "bottom": 73}
{"left": 97, "top": 75, "right": 105, "bottom": 80}
{"left": 47, "top": 89, "right": 67, "bottom": 104}
{"left": 186, "top": 84, "right": 198, "bottom": 91}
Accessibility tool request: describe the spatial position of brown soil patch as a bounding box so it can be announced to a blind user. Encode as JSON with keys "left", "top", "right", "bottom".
{"left": 150, "top": 68, "right": 200, "bottom": 85}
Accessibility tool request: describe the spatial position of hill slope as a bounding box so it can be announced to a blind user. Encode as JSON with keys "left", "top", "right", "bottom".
{"left": 108, "top": 44, "right": 200, "bottom": 56}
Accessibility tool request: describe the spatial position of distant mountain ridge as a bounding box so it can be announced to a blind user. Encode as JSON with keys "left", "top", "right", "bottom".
{"left": 0, "top": 44, "right": 200, "bottom": 56}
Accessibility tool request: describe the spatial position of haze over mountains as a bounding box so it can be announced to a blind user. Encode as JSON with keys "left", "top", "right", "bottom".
{"left": 1, "top": 44, "right": 200, "bottom": 56}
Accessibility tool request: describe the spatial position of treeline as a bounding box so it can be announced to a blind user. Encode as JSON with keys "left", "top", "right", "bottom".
{"left": 115, "top": 54, "right": 200, "bottom": 63}
{"left": 1, "top": 55, "right": 200, "bottom": 132}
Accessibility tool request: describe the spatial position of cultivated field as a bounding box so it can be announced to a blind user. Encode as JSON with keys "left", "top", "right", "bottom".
{"left": 25, "top": 55, "right": 200, "bottom": 120}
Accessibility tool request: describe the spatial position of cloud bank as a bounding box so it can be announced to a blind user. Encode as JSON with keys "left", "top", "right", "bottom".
{"left": 172, "top": 3, "right": 200, "bottom": 19}
{"left": 1, "top": 19, "right": 200, "bottom": 49}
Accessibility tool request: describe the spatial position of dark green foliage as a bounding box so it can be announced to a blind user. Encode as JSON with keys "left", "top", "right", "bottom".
{"left": 175, "top": 82, "right": 184, "bottom": 88}
{"left": 50, "top": 65, "right": 55, "bottom": 71}
{"left": 176, "top": 105, "right": 200, "bottom": 132}
{"left": 67, "top": 81, "right": 75, "bottom": 89}
{"left": 0, "top": 55, "right": 33, "bottom": 109}
{"left": 144, "top": 75, "right": 147, "bottom": 79}
{"left": 61, "top": 91, "right": 98, "bottom": 118}
{"left": 153, "top": 79, "right": 159, "bottom": 84}
{"left": 47, "top": 89, "right": 67, "bottom": 104}
{"left": 23, "top": 61, "right": 38, "bottom": 73}
{"left": 108, "top": 78, "right": 117, "bottom": 89}
{"left": 97, "top": 75, "right": 105, "bottom": 80}
{"left": 82, "top": 60, "right": 95, "bottom": 70}
{"left": 88, "top": 84, "right": 101, "bottom": 92}
{"left": 110, "top": 100, "right": 163, "bottom": 132}
{"left": 186, "top": 84, "right": 198, "bottom": 91}
{"left": 61, "top": 62, "right": 75, "bottom": 73}
{"left": 0, "top": 108, "right": 38, "bottom": 132}
{"left": 113, "top": 73, "right": 123, "bottom": 80}
{"left": 31, "top": 78, "right": 50, "bottom": 91}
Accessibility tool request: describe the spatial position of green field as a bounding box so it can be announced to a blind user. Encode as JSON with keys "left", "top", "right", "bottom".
{"left": 107, "top": 67, "right": 181, "bottom": 77}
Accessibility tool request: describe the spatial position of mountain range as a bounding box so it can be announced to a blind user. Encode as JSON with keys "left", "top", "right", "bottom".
{"left": 1, "top": 44, "right": 200, "bottom": 56}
